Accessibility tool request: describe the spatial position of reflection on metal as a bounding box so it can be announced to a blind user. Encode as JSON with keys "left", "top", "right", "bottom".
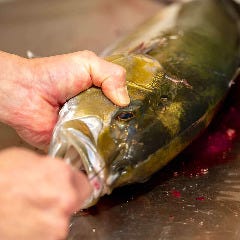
{"left": 217, "top": 171, "right": 240, "bottom": 202}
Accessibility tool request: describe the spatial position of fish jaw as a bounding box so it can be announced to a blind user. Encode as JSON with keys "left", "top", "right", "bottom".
{"left": 49, "top": 115, "right": 109, "bottom": 208}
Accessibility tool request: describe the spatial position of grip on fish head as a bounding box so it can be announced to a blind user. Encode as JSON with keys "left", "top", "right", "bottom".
{"left": 50, "top": 54, "right": 169, "bottom": 207}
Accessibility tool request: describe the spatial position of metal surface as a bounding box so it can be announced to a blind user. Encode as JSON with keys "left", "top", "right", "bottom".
{"left": 1, "top": 1, "right": 240, "bottom": 240}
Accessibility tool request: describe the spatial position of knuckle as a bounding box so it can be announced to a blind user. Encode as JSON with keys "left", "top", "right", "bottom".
{"left": 80, "top": 50, "right": 96, "bottom": 59}
{"left": 114, "top": 66, "right": 126, "bottom": 79}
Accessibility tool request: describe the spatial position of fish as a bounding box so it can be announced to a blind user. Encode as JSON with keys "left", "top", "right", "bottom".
{"left": 49, "top": 0, "right": 240, "bottom": 208}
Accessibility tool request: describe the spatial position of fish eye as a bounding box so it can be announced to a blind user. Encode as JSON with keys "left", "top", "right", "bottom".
{"left": 116, "top": 111, "right": 135, "bottom": 121}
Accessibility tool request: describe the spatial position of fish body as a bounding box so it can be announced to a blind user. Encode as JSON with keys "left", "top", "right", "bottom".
{"left": 49, "top": 0, "right": 240, "bottom": 208}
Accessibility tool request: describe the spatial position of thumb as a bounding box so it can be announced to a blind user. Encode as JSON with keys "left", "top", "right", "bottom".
{"left": 32, "top": 51, "right": 130, "bottom": 107}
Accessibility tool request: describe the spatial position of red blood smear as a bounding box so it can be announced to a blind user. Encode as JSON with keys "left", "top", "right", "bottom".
{"left": 171, "top": 189, "right": 181, "bottom": 198}
{"left": 180, "top": 112, "right": 238, "bottom": 177}
{"left": 93, "top": 180, "right": 101, "bottom": 191}
{"left": 178, "top": 77, "right": 240, "bottom": 177}
{"left": 206, "top": 129, "right": 234, "bottom": 157}
{"left": 196, "top": 196, "right": 205, "bottom": 201}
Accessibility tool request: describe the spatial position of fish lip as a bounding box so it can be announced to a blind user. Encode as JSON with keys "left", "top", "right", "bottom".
{"left": 49, "top": 116, "right": 109, "bottom": 209}
{"left": 64, "top": 127, "right": 107, "bottom": 209}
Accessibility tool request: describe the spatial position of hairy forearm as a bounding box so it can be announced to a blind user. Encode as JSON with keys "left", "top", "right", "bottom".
{"left": 0, "top": 51, "right": 36, "bottom": 127}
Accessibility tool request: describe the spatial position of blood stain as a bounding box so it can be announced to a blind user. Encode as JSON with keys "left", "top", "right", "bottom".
{"left": 171, "top": 189, "right": 181, "bottom": 198}
{"left": 196, "top": 196, "right": 205, "bottom": 201}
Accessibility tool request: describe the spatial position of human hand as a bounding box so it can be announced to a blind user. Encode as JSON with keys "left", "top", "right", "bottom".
{"left": 0, "top": 50, "right": 130, "bottom": 148}
{"left": 0, "top": 148, "right": 92, "bottom": 240}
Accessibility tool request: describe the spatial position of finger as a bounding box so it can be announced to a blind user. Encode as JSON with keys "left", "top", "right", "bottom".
{"left": 87, "top": 54, "right": 130, "bottom": 106}
{"left": 33, "top": 51, "right": 130, "bottom": 106}
{"left": 71, "top": 170, "right": 93, "bottom": 211}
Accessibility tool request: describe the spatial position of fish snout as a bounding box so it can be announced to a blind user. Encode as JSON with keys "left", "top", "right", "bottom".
{"left": 49, "top": 116, "right": 107, "bottom": 208}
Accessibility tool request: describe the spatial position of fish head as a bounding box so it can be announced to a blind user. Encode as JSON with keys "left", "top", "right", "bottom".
{"left": 49, "top": 54, "right": 166, "bottom": 208}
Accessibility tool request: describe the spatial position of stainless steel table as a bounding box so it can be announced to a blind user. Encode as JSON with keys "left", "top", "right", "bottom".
{"left": 1, "top": 1, "right": 240, "bottom": 239}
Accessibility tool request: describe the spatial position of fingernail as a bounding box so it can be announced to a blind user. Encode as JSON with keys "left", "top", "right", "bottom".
{"left": 117, "top": 87, "right": 130, "bottom": 106}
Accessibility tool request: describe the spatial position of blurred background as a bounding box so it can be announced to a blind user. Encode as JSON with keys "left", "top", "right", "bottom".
{"left": 0, "top": 0, "right": 166, "bottom": 57}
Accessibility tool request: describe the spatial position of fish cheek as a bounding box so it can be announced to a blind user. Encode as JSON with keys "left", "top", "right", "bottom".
{"left": 108, "top": 119, "right": 172, "bottom": 186}
{"left": 134, "top": 120, "right": 171, "bottom": 161}
{"left": 97, "top": 128, "right": 119, "bottom": 167}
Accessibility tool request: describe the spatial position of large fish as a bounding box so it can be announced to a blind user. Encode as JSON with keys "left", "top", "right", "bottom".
{"left": 49, "top": 0, "right": 240, "bottom": 208}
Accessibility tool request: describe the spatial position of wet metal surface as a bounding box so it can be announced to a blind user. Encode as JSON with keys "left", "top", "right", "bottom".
{"left": 1, "top": 1, "right": 240, "bottom": 240}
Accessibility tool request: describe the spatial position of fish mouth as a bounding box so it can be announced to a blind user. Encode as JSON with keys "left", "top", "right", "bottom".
{"left": 49, "top": 117, "right": 108, "bottom": 208}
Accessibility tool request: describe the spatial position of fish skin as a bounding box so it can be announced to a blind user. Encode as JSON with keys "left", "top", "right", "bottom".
{"left": 49, "top": 0, "right": 240, "bottom": 208}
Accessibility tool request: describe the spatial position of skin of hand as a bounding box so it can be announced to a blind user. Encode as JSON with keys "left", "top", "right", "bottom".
{"left": 0, "top": 147, "right": 92, "bottom": 240}
{"left": 0, "top": 50, "right": 130, "bottom": 149}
